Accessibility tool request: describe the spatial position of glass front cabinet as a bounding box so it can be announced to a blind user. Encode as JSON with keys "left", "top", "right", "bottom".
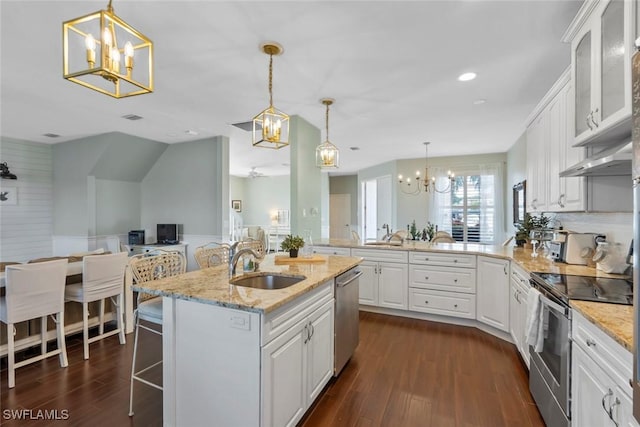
{"left": 568, "top": 0, "right": 634, "bottom": 146}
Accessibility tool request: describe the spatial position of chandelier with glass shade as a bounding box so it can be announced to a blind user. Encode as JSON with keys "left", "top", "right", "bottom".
{"left": 252, "top": 42, "right": 290, "bottom": 149}
{"left": 62, "top": 0, "right": 153, "bottom": 98}
{"left": 397, "top": 142, "right": 455, "bottom": 195}
{"left": 316, "top": 98, "right": 339, "bottom": 168}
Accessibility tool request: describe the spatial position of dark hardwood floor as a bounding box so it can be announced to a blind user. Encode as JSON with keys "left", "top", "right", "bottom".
{"left": 0, "top": 312, "right": 543, "bottom": 426}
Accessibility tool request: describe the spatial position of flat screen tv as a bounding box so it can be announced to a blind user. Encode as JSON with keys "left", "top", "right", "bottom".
{"left": 157, "top": 224, "right": 178, "bottom": 244}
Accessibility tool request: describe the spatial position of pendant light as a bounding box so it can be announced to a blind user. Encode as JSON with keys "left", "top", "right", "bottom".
{"left": 63, "top": 0, "right": 153, "bottom": 98}
{"left": 252, "top": 42, "right": 289, "bottom": 149}
{"left": 316, "top": 98, "right": 339, "bottom": 168}
{"left": 398, "top": 142, "right": 454, "bottom": 194}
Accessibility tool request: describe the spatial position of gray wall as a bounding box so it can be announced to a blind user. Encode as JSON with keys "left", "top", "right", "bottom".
{"left": 0, "top": 137, "right": 53, "bottom": 261}
{"left": 141, "top": 136, "right": 229, "bottom": 240}
{"left": 242, "top": 176, "right": 290, "bottom": 227}
{"left": 95, "top": 179, "right": 141, "bottom": 235}
{"left": 290, "top": 115, "right": 321, "bottom": 238}
{"left": 329, "top": 175, "right": 358, "bottom": 226}
{"left": 52, "top": 132, "right": 167, "bottom": 236}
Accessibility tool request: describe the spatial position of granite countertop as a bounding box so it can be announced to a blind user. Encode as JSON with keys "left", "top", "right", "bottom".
{"left": 318, "top": 239, "right": 634, "bottom": 352}
{"left": 131, "top": 254, "right": 362, "bottom": 314}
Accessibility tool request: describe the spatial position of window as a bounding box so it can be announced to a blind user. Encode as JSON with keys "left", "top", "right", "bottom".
{"left": 433, "top": 165, "right": 502, "bottom": 244}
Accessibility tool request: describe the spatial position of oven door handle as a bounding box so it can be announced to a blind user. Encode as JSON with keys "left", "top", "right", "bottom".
{"left": 539, "top": 293, "right": 567, "bottom": 316}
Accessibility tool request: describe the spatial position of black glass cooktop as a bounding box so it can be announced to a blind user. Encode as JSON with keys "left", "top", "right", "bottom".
{"left": 531, "top": 272, "right": 633, "bottom": 305}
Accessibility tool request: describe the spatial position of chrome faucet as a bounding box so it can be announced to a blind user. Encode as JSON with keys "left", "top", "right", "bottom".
{"left": 381, "top": 224, "right": 393, "bottom": 241}
{"left": 230, "top": 248, "right": 261, "bottom": 275}
{"left": 386, "top": 231, "right": 404, "bottom": 243}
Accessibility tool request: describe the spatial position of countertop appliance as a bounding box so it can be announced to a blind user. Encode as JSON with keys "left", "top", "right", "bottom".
{"left": 334, "top": 267, "right": 362, "bottom": 376}
{"left": 632, "top": 46, "right": 640, "bottom": 423}
{"left": 564, "top": 232, "right": 605, "bottom": 265}
{"left": 529, "top": 273, "right": 573, "bottom": 427}
{"left": 128, "top": 230, "right": 145, "bottom": 245}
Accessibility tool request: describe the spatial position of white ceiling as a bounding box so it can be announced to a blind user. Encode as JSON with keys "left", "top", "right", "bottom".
{"left": 0, "top": 0, "right": 583, "bottom": 177}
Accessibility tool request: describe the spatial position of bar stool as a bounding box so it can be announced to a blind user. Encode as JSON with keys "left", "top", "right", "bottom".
{"left": 128, "top": 250, "right": 186, "bottom": 416}
{"left": 194, "top": 242, "right": 230, "bottom": 269}
{"left": 64, "top": 252, "right": 128, "bottom": 360}
{"left": 0, "top": 259, "right": 69, "bottom": 388}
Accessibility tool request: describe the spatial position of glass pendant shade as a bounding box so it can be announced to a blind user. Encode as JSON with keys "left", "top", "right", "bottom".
{"left": 252, "top": 43, "right": 289, "bottom": 149}
{"left": 62, "top": 1, "right": 153, "bottom": 98}
{"left": 316, "top": 98, "right": 340, "bottom": 168}
{"left": 252, "top": 105, "right": 290, "bottom": 149}
{"left": 316, "top": 140, "right": 339, "bottom": 168}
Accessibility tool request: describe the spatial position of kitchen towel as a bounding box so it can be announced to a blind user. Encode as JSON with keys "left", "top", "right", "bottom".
{"left": 525, "top": 287, "right": 545, "bottom": 352}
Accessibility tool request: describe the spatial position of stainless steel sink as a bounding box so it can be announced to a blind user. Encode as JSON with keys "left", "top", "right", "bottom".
{"left": 230, "top": 274, "right": 306, "bottom": 290}
{"left": 364, "top": 241, "right": 403, "bottom": 246}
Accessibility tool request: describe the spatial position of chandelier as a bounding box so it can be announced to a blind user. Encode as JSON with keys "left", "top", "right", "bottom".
{"left": 62, "top": 0, "right": 153, "bottom": 98}
{"left": 316, "top": 98, "right": 339, "bottom": 168}
{"left": 397, "top": 142, "right": 455, "bottom": 195}
{"left": 253, "top": 43, "right": 290, "bottom": 149}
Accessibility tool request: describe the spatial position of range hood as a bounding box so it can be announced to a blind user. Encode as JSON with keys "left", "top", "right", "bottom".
{"left": 560, "top": 140, "right": 632, "bottom": 177}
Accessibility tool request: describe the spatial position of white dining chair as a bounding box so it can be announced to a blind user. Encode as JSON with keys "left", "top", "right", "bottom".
{"left": 64, "top": 252, "right": 128, "bottom": 360}
{"left": 0, "top": 259, "right": 69, "bottom": 388}
{"left": 128, "top": 250, "right": 186, "bottom": 416}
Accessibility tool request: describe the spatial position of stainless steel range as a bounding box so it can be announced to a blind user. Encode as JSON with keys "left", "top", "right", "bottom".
{"left": 529, "top": 272, "right": 632, "bottom": 427}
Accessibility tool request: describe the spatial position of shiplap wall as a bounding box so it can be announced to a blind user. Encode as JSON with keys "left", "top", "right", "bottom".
{"left": 0, "top": 138, "right": 53, "bottom": 262}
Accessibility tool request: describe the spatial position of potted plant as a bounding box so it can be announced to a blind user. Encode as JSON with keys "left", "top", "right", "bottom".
{"left": 515, "top": 213, "right": 551, "bottom": 247}
{"left": 280, "top": 234, "right": 305, "bottom": 258}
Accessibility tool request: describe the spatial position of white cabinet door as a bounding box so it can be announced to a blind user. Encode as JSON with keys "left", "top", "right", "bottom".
{"left": 516, "top": 281, "right": 530, "bottom": 368}
{"left": 526, "top": 112, "right": 547, "bottom": 213}
{"left": 262, "top": 323, "right": 306, "bottom": 427}
{"left": 476, "top": 256, "right": 510, "bottom": 332}
{"left": 306, "top": 301, "right": 334, "bottom": 403}
{"left": 358, "top": 261, "right": 378, "bottom": 306}
{"left": 378, "top": 262, "right": 408, "bottom": 310}
{"left": 560, "top": 82, "right": 585, "bottom": 211}
{"left": 509, "top": 280, "right": 521, "bottom": 351}
{"left": 572, "top": 344, "right": 619, "bottom": 427}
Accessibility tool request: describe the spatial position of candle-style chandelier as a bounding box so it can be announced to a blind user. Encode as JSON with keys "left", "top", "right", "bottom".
{"left": 252, "top": 42, "right": 290, "bottom": 149}
{"left": 62, "top": 0, "right": 153, "bottom": 98}
{"left": 397, "top": 142, "right": 455, "bottom": 195}
{"left": 316, "top": 98, "right": 339, "bottom": 168}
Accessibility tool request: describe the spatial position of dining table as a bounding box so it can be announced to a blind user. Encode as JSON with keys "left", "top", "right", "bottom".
{"left": 0, "top": 260, "right": 136, "bottom": 334}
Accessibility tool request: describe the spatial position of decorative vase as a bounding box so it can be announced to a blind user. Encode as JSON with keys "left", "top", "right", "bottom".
{"left": 289, "top": 249, "right": 299, "bottom": 258}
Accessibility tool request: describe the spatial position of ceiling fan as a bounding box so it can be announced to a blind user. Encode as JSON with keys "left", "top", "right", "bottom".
{"left": 248, "top": 167, "right": 267, "bottom": 179}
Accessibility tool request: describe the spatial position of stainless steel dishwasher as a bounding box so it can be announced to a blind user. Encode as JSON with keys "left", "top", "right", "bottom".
{"left": 334, "top": 267, "right": 362, "bottom": 376}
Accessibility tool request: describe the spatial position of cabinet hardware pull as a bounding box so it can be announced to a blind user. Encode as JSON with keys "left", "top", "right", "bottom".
{"left": 454, "top": 279, "right": 458, "bottom": 283}
{"left": 454, "top": 304, "right": 458, "bottom": 308}
{"left": 309, "top": 322, "right": 315, "bottom": 340}
{"left": 558, "top": 194, "right": 565, "bottom": 208}
{"left": 425, "top": 257, "right": 429, "bottom": 261}
{"left": 610, "top": 396, "right": 620, "bottom": 426}
{"left": 303, "top": 324, "right": 309, "bottom": 344}
{"left": 586, "top": 113, "right": 594, "bottom": 130}
{"left": 503, "top": 265, "right": 508, "bottom": 275}
{"left": 453, "top": 259, "right": 458, "bottom": 263}
{"left": 424, "top": 300, "right": 429, "bottom": 304}
{"left": 586, "top": 338, "right": 596, "bottom": 347}
{"left": 592, "top": 108, "right": 599, "bottom": 128}
{"left": 425, "top": 276, "right": 429, "bottom": 280}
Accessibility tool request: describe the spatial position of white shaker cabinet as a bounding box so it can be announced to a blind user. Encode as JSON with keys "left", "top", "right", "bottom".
{"left": 526, "top": 111, "right": 547, "bottom": 213}
{"left": 571, "top": 310, "right": 639, "bottom": 427}
{"left": 352, "top": 249, "right": 408, "bottom": 310}
{"left": 476, "top": 256, "right": 510, "bottom": 332}
{"left": 508, "top": 263, "right": 530, "bottom": 368}
{"left": 567, "top": 0, "right": 634, "bottom": 145}
{"left": 262, "top": 298, "right": 334, "bottom": 427}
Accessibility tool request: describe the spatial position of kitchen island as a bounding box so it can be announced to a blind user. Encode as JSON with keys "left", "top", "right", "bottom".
{"left": 132, "top": 253, "right": 362, "bottom": 427}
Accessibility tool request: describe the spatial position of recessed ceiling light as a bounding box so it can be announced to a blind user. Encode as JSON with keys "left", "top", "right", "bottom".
{"left": 185, "top": 130, "right": 198, "bottom": 136}
{"left": 458, "top": 72, "right": 477, "bottom": 82}
{"left": 473, "top": 99, "right": 487, "bottom": 105}
{"left": 350, "top": 147, "right": 360, "bottom": 151}
{"left": 43, "top": 133, "right": 60, "bottom": 138}
{"left": 122, "top": 114, "right": 143, "bottom": 121}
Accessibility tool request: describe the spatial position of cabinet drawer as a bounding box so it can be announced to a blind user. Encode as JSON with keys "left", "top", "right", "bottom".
{"left": 351, "top": 248, "right": 408, "bottom": 263}
{"left": 409, "top": 288, "right": 476, "bottom": 319}
{"left": 409, "top": 265, "right": 476, "bottom": 294}
{"left": 262, "top": 281, "right": 334, "bottom": 346}
{"left": 409, "top": 251, "right": 476, "bottom": 268}
{"left": 572, "top": 310, "right": 632, "bottom": 395}
{"left": 510, "top": 263, "right": 529, "bottom": 287}
{"left": 312, "top": 246, "right": 351, "bottom": 256}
